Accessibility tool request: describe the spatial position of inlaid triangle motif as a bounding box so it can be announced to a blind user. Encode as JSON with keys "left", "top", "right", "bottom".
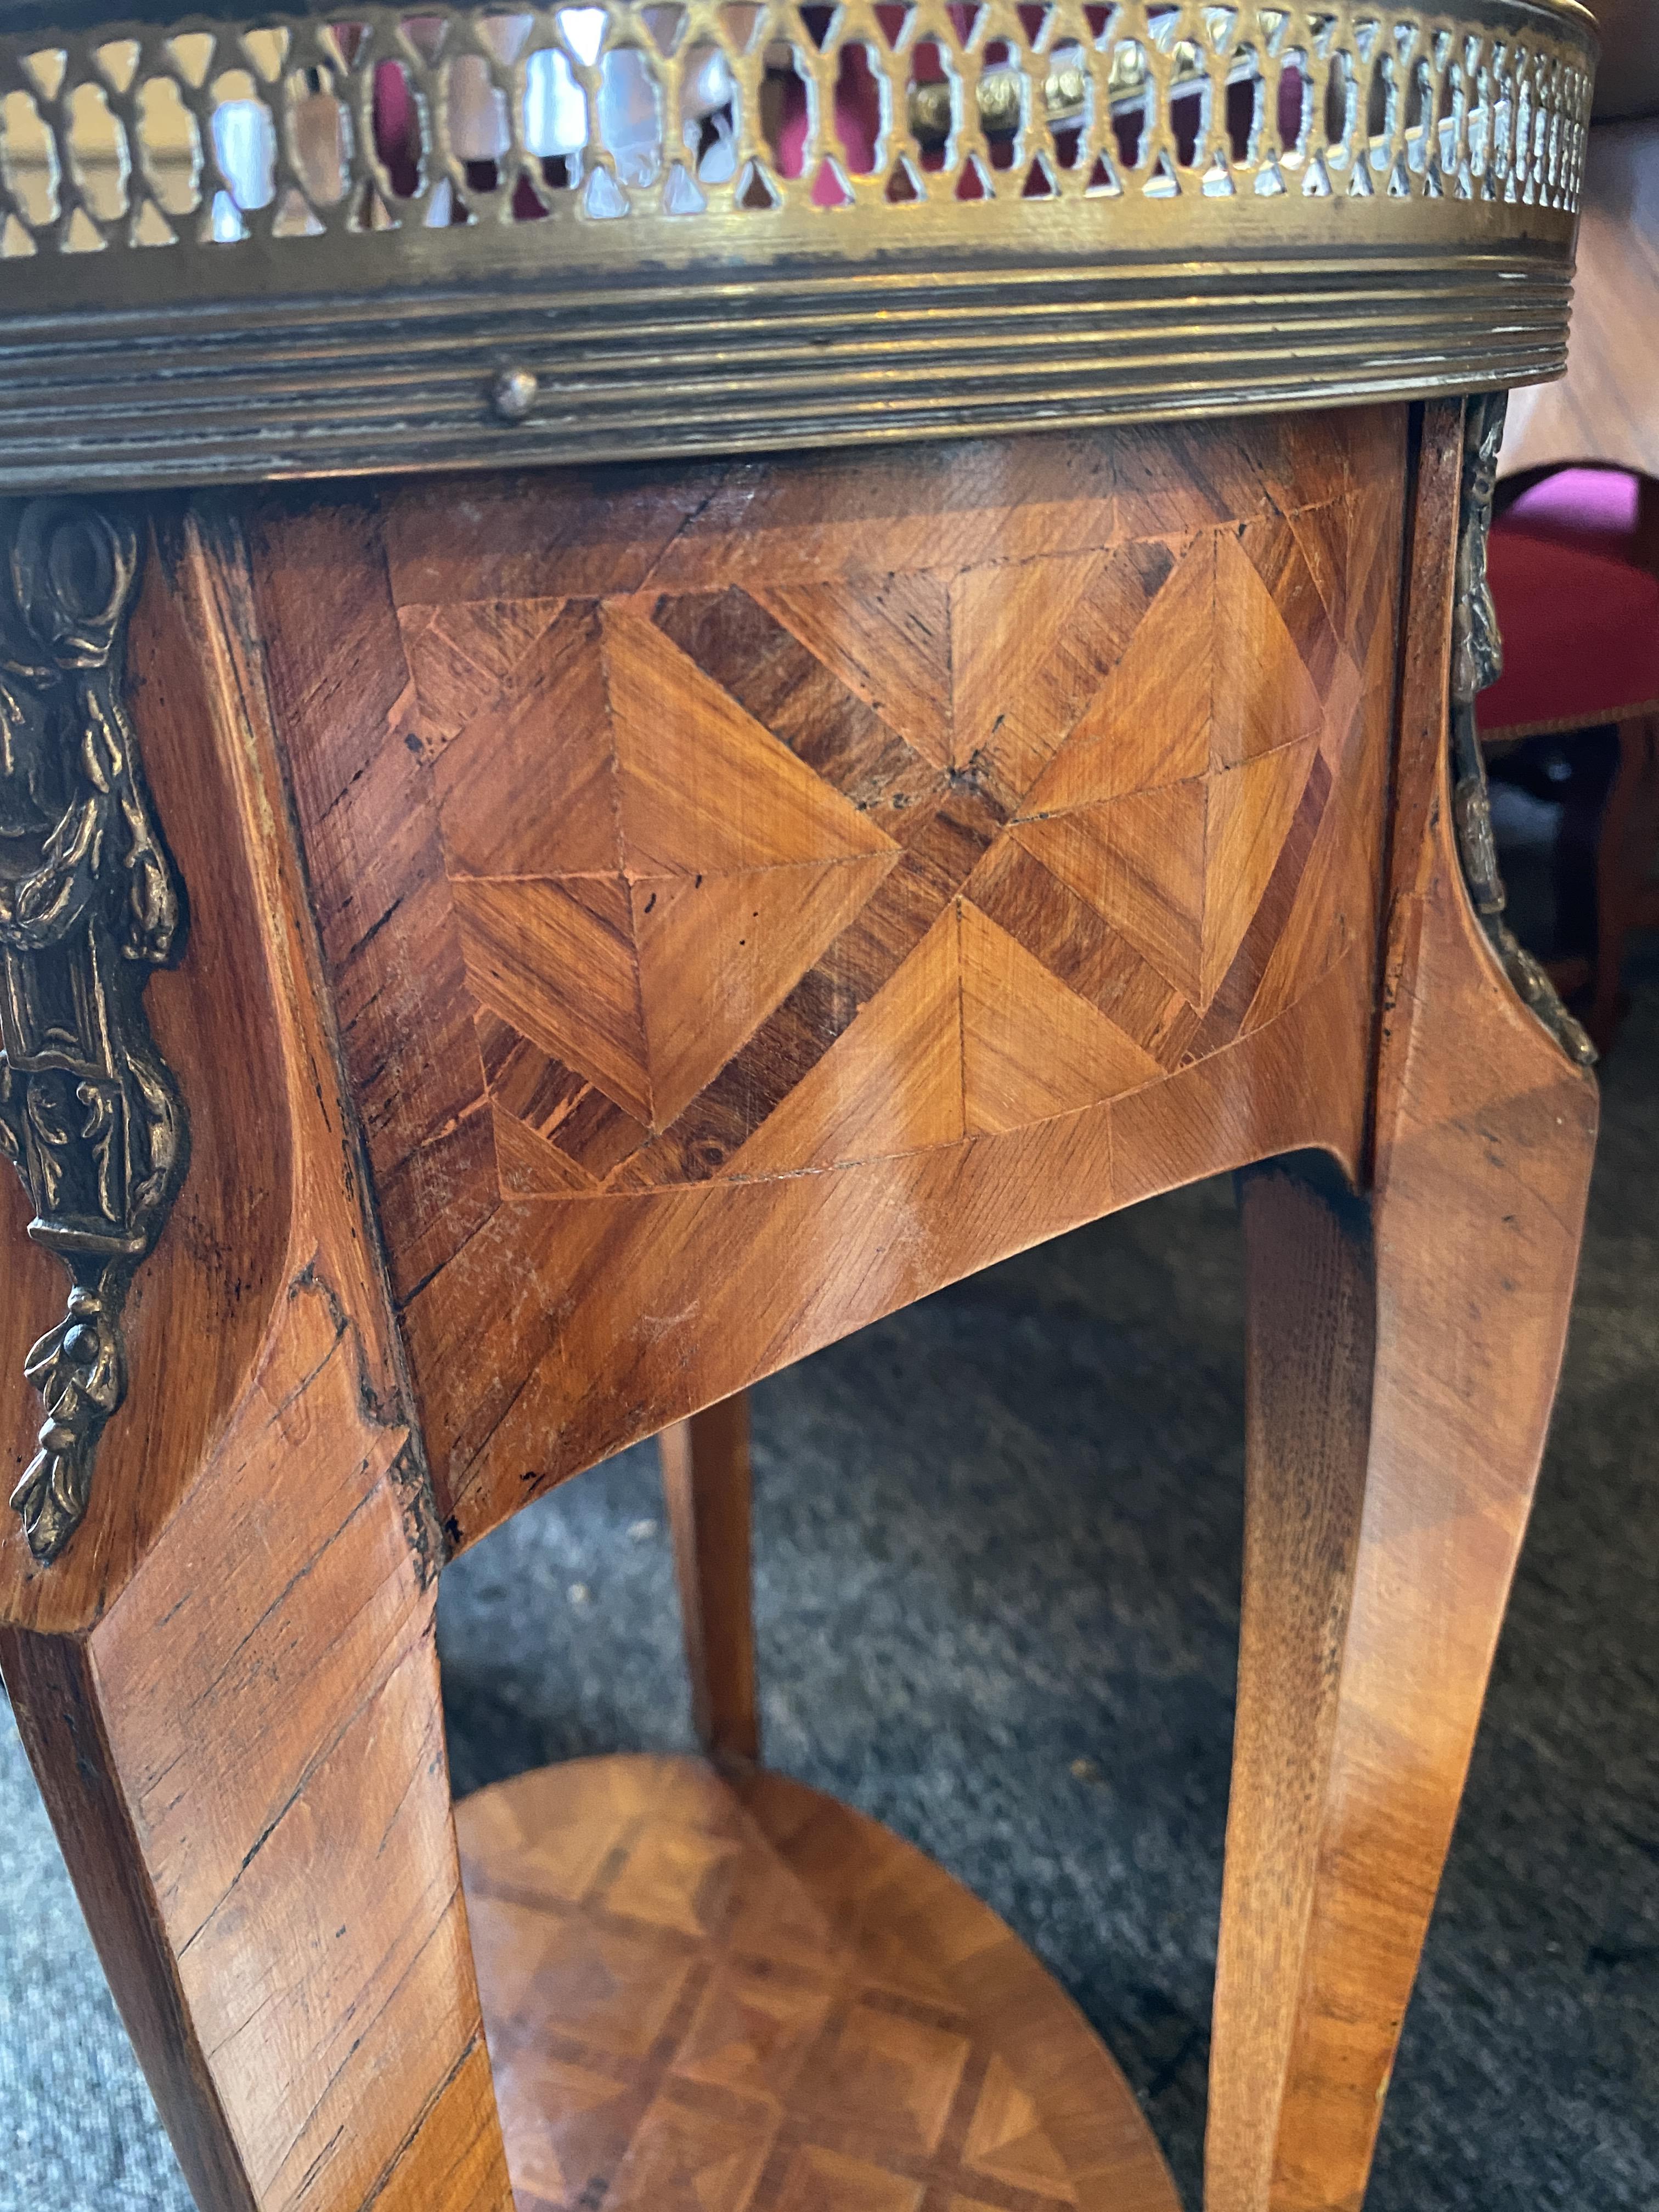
{"left": 773, "top": 2145, "right": 923, "bottom": 2210}
{"left": 1229, "top": 514, "right": 1346, "bottom": 710}
{"left": 1286, "top": 492, "right": 1354, "bottom": 651}
{"left": 672, "top": 1962, "right": 833, "bottom": 2101}
{"left": 1022, "top": 532, "right": 1212, "bottom": 813}
{"left": 1211, "top": 529, "right": 1327, "bottom": 765}
{"left": 607, "top": 605, "right": 896, "bottom": 875}
{"left": 812, "top": 2006, "right": 968, "bottom": 2157}
{"left": 963, "top": 2053, "right": 1079, "bottom": 2202}
{"left": 952, "top": 537, "right": 1176, "bottom": 800}
{"left": 495, "top": 2112, "right": 568, "bottom": 2207}
{"left": 535, "top": 1920, "right": 695, "bottom": 2057}
{"left": 464, "top": 1894, "right": 556, "bottom": 2035}
{"left": 436, "top": 600, "right": 617, "bottom": 876}
{"left": 961, "top": 901, "right": 1160, "bottom": 1133}
{"left": 758, "top": 570, "right": 953, "bottom": 766}
{"left": 1201, "top": 737, "right": 1321, "bottom": 1003}
{"left": 953, "top": 550, "right": 1105, "bottom": 779}
{"left": 399, "top": 593, "right": 566, "bottom": 757}
{"left": 492, "top": 2055, "right": 627, "bottom": 2204}
{"left": 603, "top": 1820, "right": 742, "bottom": 1937}
{"left": 692, "top": 2146, "right": 767, "bottom": 2210}
{"left": 453, "top": 873, "right": 650, "bottom": 1121}
{"left": 493, "top": 1103, "right": 606, "bottom": 1197}
{"left": 725, "top": 903, "right": 962, "bottom": 1177}
{"left": 462, "top": 1791, "right": 632, "bottom": 1904}
{"left": 853, "top": 1922, "right": 960, "bottom": 2008}
{"left": 1011, "top": 782, "right": 1207, "bottom": 1005}
{"left": 634, "top": 854, "right": 896, "bottom": 1128}
{"left": 609, "top": 2099, "right": 771, "bottom": 2210}
{"left": 722, "top": 1857, "right": 848, "bottom": 1974}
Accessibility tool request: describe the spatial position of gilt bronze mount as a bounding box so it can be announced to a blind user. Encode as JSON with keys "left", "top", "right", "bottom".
{"left": 0, "top": 501, "right": 187, "bottom": 1562}
{"left": 1449, "top": 390, "right": 1594, "bottom": 1067}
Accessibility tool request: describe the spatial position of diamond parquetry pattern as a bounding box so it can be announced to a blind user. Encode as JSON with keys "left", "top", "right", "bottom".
{"left": 397, "top": 498, "right": 1383, "bottom": 1201}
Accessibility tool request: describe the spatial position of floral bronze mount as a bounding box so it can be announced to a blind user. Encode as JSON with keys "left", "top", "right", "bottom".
{"left": 0, "top": 500, "right": 188, "bottom": 1565}
{"left": 1449, "top": 394, "right": 1596, "bottom": 1071}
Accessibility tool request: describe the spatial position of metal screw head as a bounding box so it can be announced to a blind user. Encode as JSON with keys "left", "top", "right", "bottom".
{"left": 490, "top": 366, "right": 539, "bottom": 422}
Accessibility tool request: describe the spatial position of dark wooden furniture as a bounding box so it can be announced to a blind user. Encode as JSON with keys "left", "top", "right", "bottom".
{"left": 0, "top": 3, "right": 1602, "bottom": 2208}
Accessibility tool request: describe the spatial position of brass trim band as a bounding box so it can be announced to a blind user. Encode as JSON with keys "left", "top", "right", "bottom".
{"left": 0, "top": 0, "right": 1597, "bottom": 483}
{"left": 0, "top": 245, "right": 1572, "bottom": 490}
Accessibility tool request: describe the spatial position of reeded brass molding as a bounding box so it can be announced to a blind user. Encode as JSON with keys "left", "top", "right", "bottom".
{"left": 0, "top": 0, "right": 1599, "bottom": 488}
{"left": 0, "top": 501, "right": 188, "bottom": 1562}
{"left": 1450, "top": 392, "right": 1595, "bottom": 1068}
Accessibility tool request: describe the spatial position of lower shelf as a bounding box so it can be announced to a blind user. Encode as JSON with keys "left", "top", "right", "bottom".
{"left": 455, "top": 1753, "right": 1180, "bottom": 2212}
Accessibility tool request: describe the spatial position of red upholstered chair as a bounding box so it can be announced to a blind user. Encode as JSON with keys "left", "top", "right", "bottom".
{"left": 1481, "top": 466, "right": 1659, "bottom": 1049}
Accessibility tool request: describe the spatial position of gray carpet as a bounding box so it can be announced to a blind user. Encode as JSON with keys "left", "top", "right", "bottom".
{"left": 3, "top": 941, "right": 1656, "bottom": 2210}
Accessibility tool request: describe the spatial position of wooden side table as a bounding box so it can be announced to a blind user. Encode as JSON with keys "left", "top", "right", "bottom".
{"left": 0, "top": 4, "right": 1601, "bottom": 2209}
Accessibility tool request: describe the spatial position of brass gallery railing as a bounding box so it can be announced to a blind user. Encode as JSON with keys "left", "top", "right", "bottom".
{"left": 0, "top": 0, "right": 1598, "bottom": 483}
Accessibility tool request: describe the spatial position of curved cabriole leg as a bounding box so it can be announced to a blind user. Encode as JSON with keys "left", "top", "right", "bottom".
{"left": 1207, "top": 402, "right": 1599, "bottom": 2211}
{"left": 0, "top": 511, "right": 512, "bottom": 2212}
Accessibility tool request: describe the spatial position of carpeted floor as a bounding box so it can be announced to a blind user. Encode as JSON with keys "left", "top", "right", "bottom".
{"left": 3, "top": 887, "right": 1656, "bottom": 2211}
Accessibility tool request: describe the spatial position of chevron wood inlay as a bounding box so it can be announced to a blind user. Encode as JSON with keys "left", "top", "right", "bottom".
{"left": 252, "top": 409, "right": 1406, "bottom": 1551}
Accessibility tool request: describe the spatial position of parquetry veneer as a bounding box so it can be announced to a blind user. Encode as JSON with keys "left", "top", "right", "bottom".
{"left": 0, "top": 6, "right": 1601, "bottom": 2185}
{"left": 250, "top": 410, "right": 1402, "bottom": 1557}
{"left": 0, "top": 391, "right": 1596, "bottom": 2212}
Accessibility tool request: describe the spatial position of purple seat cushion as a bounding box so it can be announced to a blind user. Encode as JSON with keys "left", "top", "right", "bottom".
{"left": 1502, "top": 466, "right": 1643, "bottom": 567}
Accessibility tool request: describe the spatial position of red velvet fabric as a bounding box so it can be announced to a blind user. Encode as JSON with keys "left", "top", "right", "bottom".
{"left": 1479, "top": 523, "right": 1659, "bottom": 738}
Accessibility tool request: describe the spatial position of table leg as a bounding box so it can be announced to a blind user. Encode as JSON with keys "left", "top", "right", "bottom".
{"left": 1, "top": 1410, "right": 507, "bottom": 2212}
{"left": 661, "top": 1391, "right": 760, "bottom": 1764}
{"left": 1207, "top": 402, "right": 1600, "bottom": 2212}
{"left": 1215, "top": 985, "right": 1594, "bottom": 2209}
{"left": 0, "top": 511, "right": 512, "bottom": 2212}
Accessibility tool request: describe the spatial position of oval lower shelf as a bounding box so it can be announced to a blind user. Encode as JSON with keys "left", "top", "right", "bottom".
{"left": 455, "top": 1753, "right": 1180, "bottom": 2212}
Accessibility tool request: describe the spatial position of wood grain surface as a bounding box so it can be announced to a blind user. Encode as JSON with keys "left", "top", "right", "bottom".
{"left": 251, "top": 409, "right": 1406, "bottom": 1556}
{"left": 661, "top": 1397, "right": 760, "bottom": 1766}
{"left": 456, "top": 1753, "right": 1180, "bottom": 2212}
{"left": 0, "top": 515, "right": 511, "bottom": 2212}
{"left": 1206, "top": 402, "right": 1600, "bottom": 2212}
{"left": 0, "top": 399, "right": 1598, "bottom": 2212}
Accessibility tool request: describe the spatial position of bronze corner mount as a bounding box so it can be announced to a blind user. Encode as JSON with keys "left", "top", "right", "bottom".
{"left": 0, "top": 500, "right": 189, "bottom": 1564}
{"left": 1449, "top": 391, "right": 1595, "bottom": 1070}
